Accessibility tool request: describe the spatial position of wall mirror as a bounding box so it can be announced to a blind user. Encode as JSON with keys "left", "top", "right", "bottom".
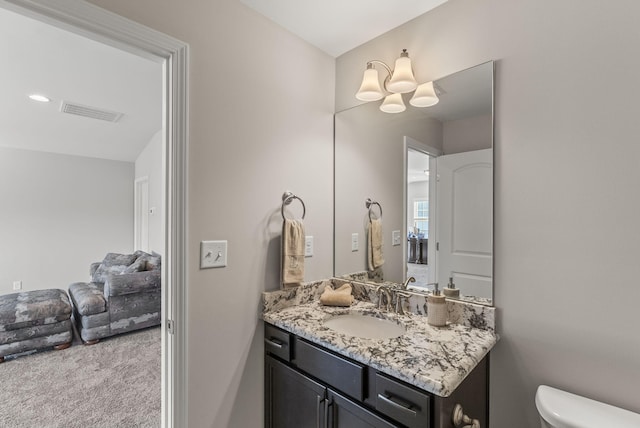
{"left": 334, "top": 61, "right": 494, "bottom": 305}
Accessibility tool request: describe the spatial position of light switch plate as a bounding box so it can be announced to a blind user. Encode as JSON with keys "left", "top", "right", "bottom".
{"left": 305, "top": 236, "right": 314, "bottom": 257}
{"left": 392, "top": 230, "right": 401, "bottom": 246}
{"left": 200, "top": 240, "right": 227, "bottom": 269}
{"left": 351, "top": 233, "right": 359, "bottom": 252}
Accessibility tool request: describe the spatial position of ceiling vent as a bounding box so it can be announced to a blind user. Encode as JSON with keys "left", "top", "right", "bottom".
{"left": 60, "top": 101, "right": 123, "bottom": 123}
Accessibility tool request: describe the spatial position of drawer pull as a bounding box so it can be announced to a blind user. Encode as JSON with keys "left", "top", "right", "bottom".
{"left": 264, "top": 338, "right": 285, "bottom": 349}
{"left": 377, "top": 393, "right": 417, "bottom": 418}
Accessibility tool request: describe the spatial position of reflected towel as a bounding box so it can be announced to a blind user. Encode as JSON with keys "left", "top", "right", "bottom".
{"left": 320, "top": 283, "right": 354, "bottom": 307}
{"left": 282, "top": 218, "right": 305, "bottom": 288}
{"left": 367, "top": 218, "right": 384, "bottom": 270}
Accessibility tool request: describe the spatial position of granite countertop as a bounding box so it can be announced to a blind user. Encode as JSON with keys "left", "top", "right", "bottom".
{"left": 263, "top": 297, "right": 498, "bottom": 398}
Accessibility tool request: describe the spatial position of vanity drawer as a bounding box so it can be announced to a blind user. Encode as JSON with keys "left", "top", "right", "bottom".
{"left": 294, "top": 338, "right": 365, "bottom": 401}
{"left": 375, "top": 373, "right": 431, "bottom": 428}
{"left": 264, "top": 324, "right": 291, "bottom": 362}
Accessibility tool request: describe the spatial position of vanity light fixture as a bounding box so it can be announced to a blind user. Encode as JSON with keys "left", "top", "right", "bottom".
{"left": 28, "top": 94, "right": 51, "bottom": 103}
{"left": 355, "top": 49, "right": 439, "bottom": 113}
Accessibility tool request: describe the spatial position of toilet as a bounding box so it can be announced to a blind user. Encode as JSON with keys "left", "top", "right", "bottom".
{"left": 536, "top": 385, "right": 640, "bottom": 428}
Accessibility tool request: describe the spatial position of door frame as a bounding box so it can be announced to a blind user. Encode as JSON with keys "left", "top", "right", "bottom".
{"left": 0, "top": 1, "right": 189, "bottom": 426}
{"left": 134, "top": 176, "right": 150, "bottom": 252}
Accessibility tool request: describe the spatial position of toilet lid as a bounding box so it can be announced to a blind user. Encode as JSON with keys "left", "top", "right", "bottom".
{"left": 535, "top": 385, "right": 640, "bottom": 428}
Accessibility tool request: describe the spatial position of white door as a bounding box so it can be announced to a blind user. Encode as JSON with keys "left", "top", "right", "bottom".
{"left": 436, "top": 149, "right": 492, "bottom": 298}
{"left": 134, "top": 177, "right": 150, "bottom": 252}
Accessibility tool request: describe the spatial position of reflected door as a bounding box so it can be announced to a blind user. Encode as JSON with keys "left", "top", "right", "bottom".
{"left": 436, "top": 149, "right": 492, "bottom": 298}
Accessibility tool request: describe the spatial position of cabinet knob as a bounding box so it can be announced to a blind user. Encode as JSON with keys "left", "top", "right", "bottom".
{"left": 452, "top": 403, "right": 480, "bottom": 428}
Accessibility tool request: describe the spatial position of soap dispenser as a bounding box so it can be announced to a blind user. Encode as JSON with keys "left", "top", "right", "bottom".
{"left": 443, "top": 276, "right": 460, "bottom": 298}
{"left": 427, "top": 283, "right": 447, "bottom": 327}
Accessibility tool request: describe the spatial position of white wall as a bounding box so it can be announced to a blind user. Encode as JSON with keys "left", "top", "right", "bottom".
{"left": 135, "top": 129, "right": 164, "bottom": 254}
{"left": 337, "top": 0, "right": 640, "bottom": 426}
{"left": 0, "top": 147, "right": 134, "bottom": 294}
{"left": 443, "top": 114, "right": 492, "bottom": 155}
{"left": 87, "top": 1, "right": 335, "bottom": 426}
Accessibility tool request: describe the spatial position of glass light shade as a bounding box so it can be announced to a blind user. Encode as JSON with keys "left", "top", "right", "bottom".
{"left": 379, "top": 93, "right": 406, "bottom": 114}
{"left": 410, "top": 81, "right": 439, "bottom": 107}
{"left": 355, "top": 67, "right": 384, "bottom": 101}
{"left": 387, "top": 55, "right": 417, "bottom": 93}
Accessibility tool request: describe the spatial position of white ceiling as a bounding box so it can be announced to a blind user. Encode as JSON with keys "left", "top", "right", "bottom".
{"left": 0, "top": 2, "right": 448, "bottom": 163}
{"left": 239, "top": 0, "right": 449, "bottom": 57}
{"left": 0, "top": 8, "right": 162, "bottom": 163}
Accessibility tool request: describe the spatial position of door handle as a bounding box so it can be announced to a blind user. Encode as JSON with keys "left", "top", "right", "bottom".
{"left": 316, "top": 396, "right": 327, "bottom": 428}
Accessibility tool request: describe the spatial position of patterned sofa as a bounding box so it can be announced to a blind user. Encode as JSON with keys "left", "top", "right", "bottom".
{"left": 68, "top": 251, "right": 161, "bottom": 344}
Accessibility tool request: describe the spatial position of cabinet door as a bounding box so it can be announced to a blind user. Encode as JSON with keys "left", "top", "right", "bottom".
{"left": 328, "top": 390, "right": 398, "bottom": 428}
{"left": 266, "top": 355, "right": 326, "bottom": 428}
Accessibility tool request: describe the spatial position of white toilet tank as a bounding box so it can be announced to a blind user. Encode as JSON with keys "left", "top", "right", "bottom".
{"left": 535, "top": 385, "right": 640, "bottom": 428}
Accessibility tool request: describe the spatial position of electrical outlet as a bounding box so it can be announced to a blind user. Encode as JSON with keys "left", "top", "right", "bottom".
{"left": 351, "top": 233, "right": 359, "bottom": 252}
{"left": 392, "top": 230, "right": 401, "bottom": 246}
{"left": 305, "top": 236, "right": 314, "bottom": 257}
{"left": 13, "top": 280, "right": 22, "bottom": 290}
{"left": 200, "top": 240, "right": 227, "bottom": 269}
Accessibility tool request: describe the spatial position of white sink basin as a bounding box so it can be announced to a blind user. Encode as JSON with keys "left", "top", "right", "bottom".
{"left": 323, "top": 313, "right": 405, "bottom": 339}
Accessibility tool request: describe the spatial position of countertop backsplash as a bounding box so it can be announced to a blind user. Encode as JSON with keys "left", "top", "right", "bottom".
{"left": 263, "top": 277, "right": 495, "bottom": 333}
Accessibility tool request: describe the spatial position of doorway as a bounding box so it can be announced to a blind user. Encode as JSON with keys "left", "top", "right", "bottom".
{"left": 403, "top": 137, "right": 440, "bottom": 290}
{"left": 0, "top": 1, "right": 188, "bottom": 426}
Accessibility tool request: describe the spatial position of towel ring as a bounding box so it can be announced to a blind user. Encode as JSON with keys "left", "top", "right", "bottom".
{"left": 365, "top": 198, "right": 382, "bottom": 221}
{"left": 282, "top": 191, "right": 306, "bottom": 220}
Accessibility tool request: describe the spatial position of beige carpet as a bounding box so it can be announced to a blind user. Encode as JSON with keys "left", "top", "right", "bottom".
{"left": 0, "top": 327, "right": 161, "bottom": 428}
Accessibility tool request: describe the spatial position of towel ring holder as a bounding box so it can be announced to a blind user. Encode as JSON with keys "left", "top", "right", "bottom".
{"left": 365, "top": 198, "right": 382, "bottom": 221}
{"left": 282, "top": 191, "right": 306, "bottom": 220}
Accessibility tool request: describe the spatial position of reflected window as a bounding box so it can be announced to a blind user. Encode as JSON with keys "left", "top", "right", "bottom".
{"left": 413, "top": 200, "right": 429, "bottom": 237}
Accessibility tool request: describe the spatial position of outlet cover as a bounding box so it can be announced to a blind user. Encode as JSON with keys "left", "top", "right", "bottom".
{"left": 305, "top": 236, "right": 314, "bottom": 257}
{"left": 200, "top": 240, "right": 227, "bottom": 269}
{"left": 13, "top": 280, "right": 22, "bottom": 290}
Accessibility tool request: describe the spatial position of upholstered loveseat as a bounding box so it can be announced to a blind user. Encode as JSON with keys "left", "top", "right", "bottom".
{"left": 68, "top": 251, "right": 161, "bottom": 343}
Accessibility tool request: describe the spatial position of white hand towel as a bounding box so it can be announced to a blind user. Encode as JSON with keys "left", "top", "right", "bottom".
{"left": 367, "top": 218, "right": 384, "bottom": 270}
{"left": 282, "top": 218, "right": 305, "bottom": 288}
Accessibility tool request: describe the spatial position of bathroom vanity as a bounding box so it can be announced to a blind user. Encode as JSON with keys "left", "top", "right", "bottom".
{"left": 263, "top": 280, "right": 498, "bottom": 428}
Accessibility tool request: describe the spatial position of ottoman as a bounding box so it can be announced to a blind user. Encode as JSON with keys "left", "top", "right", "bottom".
{"left": 0, "top": 289, "right": 73, "bottom": 362}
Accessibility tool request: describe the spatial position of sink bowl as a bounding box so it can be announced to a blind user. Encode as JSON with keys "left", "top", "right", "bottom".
{"left": 323, "top": 313, "right": 405, "bottom": 339}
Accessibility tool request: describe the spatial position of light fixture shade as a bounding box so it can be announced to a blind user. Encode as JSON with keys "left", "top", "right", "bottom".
{"left": 410, "top": 81, "right": 439, "bottom": 107}
{"left": 387, "top": 52, "right": 417, "bottom": 93}
{"left": 379, "top": 93, "right": 406, "bottom": 114}
{"left": 355, "top": 67, "right": 384, "bottom": 101}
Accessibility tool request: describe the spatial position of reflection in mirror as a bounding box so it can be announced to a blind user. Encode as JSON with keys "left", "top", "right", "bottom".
{"left": 334, "top": 61, "right": 494, "bottom": 305}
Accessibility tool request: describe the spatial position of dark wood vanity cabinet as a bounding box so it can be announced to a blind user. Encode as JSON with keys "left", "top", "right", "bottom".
{"left": 264, "top": 323, "right": 489, "bottom": 428}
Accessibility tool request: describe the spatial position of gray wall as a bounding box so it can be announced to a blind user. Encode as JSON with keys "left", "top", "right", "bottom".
{"left": 135, "top": 129, "right": 164, "bottom": 255}
{"left": 0, "top": 147, "right": 134, "bottom": 294}
{"left": 334, "top": 102, "right": 442, "bottom": 283}
{"left": 87, "top": 0, "right": 335, "bottom": 426}
{"left": 337, "top": 0, "right": 640, "bottom": 426}
{"left": 443, "top": 113, "right": 492, "bottom": 155}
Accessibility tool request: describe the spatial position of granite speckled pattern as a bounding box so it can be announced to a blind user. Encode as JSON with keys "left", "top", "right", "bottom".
{"left": 262, "top": 279, "right": 498, "bottom": 397}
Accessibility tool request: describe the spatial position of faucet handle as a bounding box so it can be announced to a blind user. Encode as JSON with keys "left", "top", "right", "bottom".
{"left": 394, "top": 291, "right": 412, "bottom": 315}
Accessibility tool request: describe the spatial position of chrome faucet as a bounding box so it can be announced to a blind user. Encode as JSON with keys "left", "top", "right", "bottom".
{"left": 401, "top": 276, "right": 416, "bottom": 290}
{"left": 394, "top": 291, "right": 411, "bottom": 315}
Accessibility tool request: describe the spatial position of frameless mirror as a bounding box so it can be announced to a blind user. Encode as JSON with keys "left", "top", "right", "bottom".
{"left": 334, "top": 61, "right": 494, "bottom": 305}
